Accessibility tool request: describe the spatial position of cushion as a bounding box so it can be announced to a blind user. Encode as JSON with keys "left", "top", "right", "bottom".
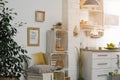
{"left": 32, "top": 52, "right": 46, "bottom": 65}
{"left": 28, "top": 65, "right": 56, "bottom": 73}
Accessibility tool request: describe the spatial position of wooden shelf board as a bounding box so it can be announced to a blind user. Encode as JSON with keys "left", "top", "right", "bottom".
{"left": 80, "top": 24, "right": 103, "bottom": 30}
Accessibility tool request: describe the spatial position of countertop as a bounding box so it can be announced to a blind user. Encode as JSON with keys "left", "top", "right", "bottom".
{"left": 82, "top": 48, "right": 120, "bottom": 52}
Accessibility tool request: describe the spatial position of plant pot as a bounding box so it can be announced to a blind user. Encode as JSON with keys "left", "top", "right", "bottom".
{"left": 0, "top": 77, "right": 16, "bottom": 80}
{"left": 53, "top": 25, "right": 62, "bottom": 29}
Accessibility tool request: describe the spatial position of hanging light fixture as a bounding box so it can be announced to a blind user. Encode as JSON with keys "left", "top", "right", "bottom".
{"left": 83, "top": 0, "right": 99, "bottom": 7}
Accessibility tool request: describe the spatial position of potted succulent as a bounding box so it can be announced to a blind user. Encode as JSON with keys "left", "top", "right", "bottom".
{"left": 0, "top": 0, "right": 30, "bottom": 80}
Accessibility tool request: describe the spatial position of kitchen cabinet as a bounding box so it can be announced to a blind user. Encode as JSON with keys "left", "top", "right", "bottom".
{"left": 82, "top": 50, "right": 119, "bottom": 80}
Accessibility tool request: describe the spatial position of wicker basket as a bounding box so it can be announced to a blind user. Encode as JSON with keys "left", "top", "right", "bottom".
{"left": 0, "top": 77, "right": 16, "bottom": 80}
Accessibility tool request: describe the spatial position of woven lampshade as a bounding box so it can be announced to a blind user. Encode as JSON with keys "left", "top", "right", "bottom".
{"left": 83, "top": 0, "right": 99, "bottom": 6}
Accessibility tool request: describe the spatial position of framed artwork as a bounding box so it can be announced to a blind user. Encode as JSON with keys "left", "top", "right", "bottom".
{"left": 35, "top": 11, "right": 45, "bottom": 22}
{"left": 27, "top": 27, "right": 40, "bottom": 46}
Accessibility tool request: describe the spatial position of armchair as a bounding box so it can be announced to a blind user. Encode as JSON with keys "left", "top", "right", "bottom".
{"left": 27, "top": 52, "right": 56, "bottom": 80}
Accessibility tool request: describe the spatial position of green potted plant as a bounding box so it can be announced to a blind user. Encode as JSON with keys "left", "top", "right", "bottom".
{"left": 53, "top": 22, "right": 62, "bottom": 29}
{"left": 56, "top": 22, "right": 62, "bottom": 26}
{"left": 76, "top": 47, "right": 84, "bottom": 80}
{"left": 0, "top": 0, "right": 30, "bottom": 80}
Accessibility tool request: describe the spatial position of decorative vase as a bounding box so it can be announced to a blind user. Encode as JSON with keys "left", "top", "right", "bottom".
{"left": 73, "top": 26, "right": 79, "bottom": 36}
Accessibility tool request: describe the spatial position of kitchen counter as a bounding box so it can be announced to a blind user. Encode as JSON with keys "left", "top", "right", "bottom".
{"left": 82, "top": 49, "right": 120, "bottom": 80}
{"left": 82, "top": 48, "right": 120, "bottom": 52}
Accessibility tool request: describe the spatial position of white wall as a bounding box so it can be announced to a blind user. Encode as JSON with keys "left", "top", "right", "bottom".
{"left": 67, "top": 0, "right": 120, "bottom": 80}
{"left": 6, "top": 0, "right": 120, "bottom": 80}
{"left": 7, "top": 0, "right": 62, "bottom": 54}
{"left": 80, "top": 28, "right": 120, "bottom": 48}
{"left": 7, "top": 0, "right": 62, "bottom": 80}
{"left": 80, "top": 0, "right": 120, "bottom": 49}
{"left": 67, "top": 0, "right": 81, "bottom": 80}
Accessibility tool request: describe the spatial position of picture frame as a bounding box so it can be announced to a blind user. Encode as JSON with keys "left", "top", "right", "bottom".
{"left": 35, "top": 11, "right": 45, "bottom": 22}
{"left": 27, "top": 27, "right": 40, "bottom": 46}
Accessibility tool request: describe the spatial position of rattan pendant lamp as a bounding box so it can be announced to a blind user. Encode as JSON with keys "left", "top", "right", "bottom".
{"left": 83, "top": 0, "right": 99, "bottom": 6}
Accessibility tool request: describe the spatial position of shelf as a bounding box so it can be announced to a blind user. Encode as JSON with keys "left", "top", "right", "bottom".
{"left": 49, "top": 52, "right": 68, "bottom": 68}
{"left": 81, "top": 8, "right": 102, "bottom": 12}
{"left": 80, "top": 24, "right": 103, "bottom": 30}
{"left": 51, "top": 28, "right": 67, "bottom": 32}
{"left": 47, "top": 29, "right": 68, "bottom": 80}
{"left": 51, "top": 53, "right": 67, "bottom": 55}
{"left": 46, "top": 30, "right": 68, "bottom": 53}
{"left": 54, "top": 68, "right": 68, "bottom": 72}
{"left": 91, "top": 9, "right": 102, "bottom": 12}
{"left": 52, "top": 51, "right": 68, "bottom": 54}
{"left": 80, "top": 0, "right": 103, "bottom": 38}
{"left": 89, "top": 10, "right": 102, "bottom": 13}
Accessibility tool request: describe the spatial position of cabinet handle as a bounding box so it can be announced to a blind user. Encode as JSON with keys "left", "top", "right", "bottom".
{"left": 117, "top": 55, "right": 120, "bottom": 68}
{"left": 97, "top": 63, "right": 108, "bottom": 65}
{"left": 97, "top": 74, "right": 107, "bottom": 77}
{"left": 98, "top": 54, "right": 108, "bottom": 56}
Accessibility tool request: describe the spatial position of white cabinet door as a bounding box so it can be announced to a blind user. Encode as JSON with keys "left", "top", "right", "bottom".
{"left": 92, "top": 69, "right": 111, "bottom": 80}
{"left": 82, "top": 50, "right": 119, "bottom": 80}
{"left": 92, "top": 53, "right": 111, "bottom": 59}
{"left": 92, "top": 59, "right": 111, "bottom": 69}
{"left": 111, "top": 59, "right": 117, "bottom": 68}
